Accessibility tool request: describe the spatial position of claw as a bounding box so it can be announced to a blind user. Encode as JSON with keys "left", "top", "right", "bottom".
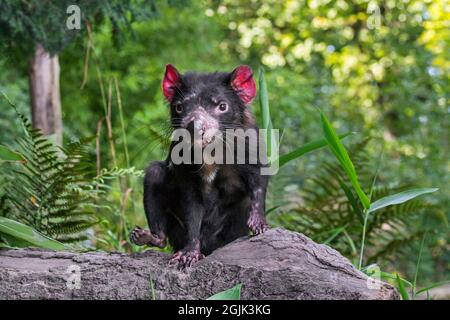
{"left": 129, "top": 226, "right": 166, "bottom": 247}
{"left": 169, "top": 249, "right": 204, "bottom": 269}
{"left": 169, "top": 251, "right": 182, "bottom": 265}
{"left": 247, "top": 213, "right": 269, "bottom": 235}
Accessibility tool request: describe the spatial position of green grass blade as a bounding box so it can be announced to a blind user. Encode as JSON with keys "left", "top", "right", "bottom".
{"left": 368, "top": 146, "right": 384, "bottom": 202}
{"left": 258, "top": 68, "right": 278, "bottom": 161}
{"left": 277, "top": 133, "right": 352, "bottom": 168}
{"left": 415, "top": 281, "right": 450, "bottom": 295}
{"left": 265, "top": 206, "right": 280, "bottom": 215}
{"left": 207, "top": 283, "right": 242, "bottom": 300}
{"left": 378, "top": 271, "right": 413, "bottom": 287}
{"left": 0, "top": 217, "right": 66, "bottom": 250}
{"left": 343, "top": 230, "right": 357, "bottom": 257}
{"left": 114, "top": 78, "right": 130, "bottom": 168}
{"left": 149, "top": 274, "right": 156, "bottom": 300}
{"left": 319, "top": 111, "right": 370, "bottom": 209}
{"left": 323, "top": 224, "right": 348, "bottom": 244}
{"left": 337, "top": 177, "right": 365, "bottom": 225}
{"left": 368, "top": 188, "right": 439, "bottom": 213}
{"left": 258, "top": 68, "right": 271, "bottom": 132}
{"left": 412, "top": 232, "right": 427, "bottom": 297}
{"left": 396, "top": 273, "right": 410, "bottom": 300}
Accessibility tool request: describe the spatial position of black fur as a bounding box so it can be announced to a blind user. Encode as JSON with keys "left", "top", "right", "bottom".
{"left": 133, "top": 67, "right": 269, "bottom": 267}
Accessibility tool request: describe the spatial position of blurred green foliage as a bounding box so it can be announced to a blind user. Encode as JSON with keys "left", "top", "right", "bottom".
{"left": 0, "top": 0, "right": 448, "bottom": 286}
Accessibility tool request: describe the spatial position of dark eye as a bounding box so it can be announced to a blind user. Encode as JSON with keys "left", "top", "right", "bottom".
{"left": 175, "top": 102, "right": 183, "bottom": 113}
{"left": 218, "top": 102, "right": 228, "bottom": 112}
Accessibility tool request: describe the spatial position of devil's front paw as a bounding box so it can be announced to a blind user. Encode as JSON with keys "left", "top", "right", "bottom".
{"left": 129, "top": 226, "right": 166, "bottom": 248}
{"left": 169, "top": 249, "right": 205, "bottom": 269}
{"left": 247, "top": 213, "right": 269, "bottom": 235}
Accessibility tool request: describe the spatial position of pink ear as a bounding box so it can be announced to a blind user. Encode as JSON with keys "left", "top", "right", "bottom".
{"left": 162, "top": 64, "right": 181, "bottom": 102}
{"left": 230, "top": 65, "right": 256, "bottom": 105}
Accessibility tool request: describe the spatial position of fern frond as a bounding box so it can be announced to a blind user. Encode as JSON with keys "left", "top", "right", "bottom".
{"left": 1, "top": 109, "right": 101, "bottom": 243}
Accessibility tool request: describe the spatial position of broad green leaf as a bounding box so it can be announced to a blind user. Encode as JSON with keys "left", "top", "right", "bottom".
{"left": 277, "top": 133, "right": 352, "bottom": 168}
{"left": 320, "top": 111, "right": 370, "bottom": 209}
{"left": 0, "top": 145, "right": 25, "bottom": 162}
{"left": 0, "top": 233, "right": 35, "bottom": 248}
{"left": 396, "top": 273, "right": 410, "bottom": 300}
{"left": 207, "top": 283, "right": 242, "bottom": 300}
{"left": 0, "top": 217, "right": 66, "bottom": 250}
{"left": 0, "top": 241, "right": 15, "bottom": 248}
{"left": 368, "top": 188, "right": 439, "bottom": 213}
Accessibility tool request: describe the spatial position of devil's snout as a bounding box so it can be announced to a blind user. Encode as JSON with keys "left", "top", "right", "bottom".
{"left": 183, "top": 108, "right": 219, "bottom": 147}
{"left": 184, "top": 108, "right": 218, "bottom": 135}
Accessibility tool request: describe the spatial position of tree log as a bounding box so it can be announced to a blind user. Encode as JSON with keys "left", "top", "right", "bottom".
{"left": 0, "top": 228, "right": 399, "bottom": 300}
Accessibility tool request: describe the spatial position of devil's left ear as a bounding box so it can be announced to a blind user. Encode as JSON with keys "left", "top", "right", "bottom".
{"left": 230, "top": 65, "right": 256, "bottom": 105}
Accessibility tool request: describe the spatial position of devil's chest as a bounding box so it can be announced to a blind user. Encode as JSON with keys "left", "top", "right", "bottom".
{"left": 200, "top": 166, "right": 247, "bottom": 207}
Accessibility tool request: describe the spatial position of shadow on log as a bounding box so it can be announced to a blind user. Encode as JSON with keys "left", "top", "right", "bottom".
{"left": 0, "top": 228, "right": 399, "bottom": 300}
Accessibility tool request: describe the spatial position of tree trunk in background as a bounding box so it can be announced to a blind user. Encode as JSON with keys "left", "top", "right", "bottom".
{"left": 28, "top": 43, "right": 62, "bottom": 145}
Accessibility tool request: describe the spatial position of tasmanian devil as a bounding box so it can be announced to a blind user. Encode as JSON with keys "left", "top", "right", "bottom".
{"left": 130, "top": 64, "right": 269, "bottom": 268}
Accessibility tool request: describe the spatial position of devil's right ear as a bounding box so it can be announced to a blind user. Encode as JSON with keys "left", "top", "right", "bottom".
{"left": 162, "top": 64, "right": 181, "bottom": 102}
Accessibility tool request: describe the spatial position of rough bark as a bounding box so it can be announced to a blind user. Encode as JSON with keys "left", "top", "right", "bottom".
{"left": 0, "top": 228, "right": 399, "bottom": 300}
{"left": 28, "top": 43, "right": 62, "bottom": 145}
